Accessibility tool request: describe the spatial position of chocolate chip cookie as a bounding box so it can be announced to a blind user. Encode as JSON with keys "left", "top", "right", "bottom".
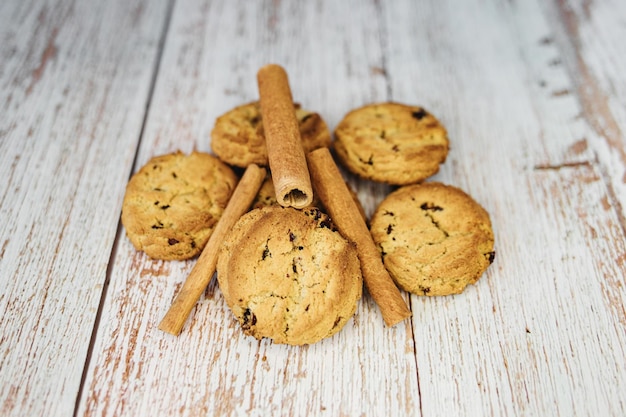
{"left": 370, "top": 182, "right": 495, "bottom": 295}
{"left": 121, "top": 151, "right": 238, "bottom": 260}
{"left": 333, "top": 102, "right": 449, "bottom": 184}
{"left": 217, "top": 206, "right": 363, "bottom": 345}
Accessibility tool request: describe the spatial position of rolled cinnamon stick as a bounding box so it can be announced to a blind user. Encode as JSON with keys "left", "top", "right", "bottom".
{"left": 257, "top": 64, "right": 313, "bottom": 209}
{"left": 158, "top": 164, "right": 266, "bottom": 335}
{"left": 307, "top": 148, "right": 411, "bottom": 326}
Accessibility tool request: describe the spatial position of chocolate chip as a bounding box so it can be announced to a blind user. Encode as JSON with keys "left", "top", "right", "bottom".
{"left": 172, "top": 172, "right": 177, "bottom": 179}
{"left": 486, "top": 251, "right": 496, "bottom": 263}
{"left": 420, "top": 202, "right": 443, "bottom": 211}
{"left": 168, "top": 238, "right": 179, "bottom": 245}
{"left": 386, "top": 224, "right": 393, "bottom": 234}
{"left": 319, "top": 219, "right": 332, "bottom": 229}
{"left": 160, "top": 204, "right": 170, "bottom": 210}
{"left": 242, "top": 308, "right": 257, "bottom": 331}
{"left": 412, "top": 109, "right": 427, "bottom": 120}
{"left": 308, "top": 208, "right": 322, "bottom": 221}
{"left": 289, "top": 232, "right": 296, "bottom": 242}
{"left": 262, "top": 245, "right": 270, "bottom": 260}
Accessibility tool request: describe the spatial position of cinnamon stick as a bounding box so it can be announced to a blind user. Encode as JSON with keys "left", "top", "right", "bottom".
{"left": 257, "top": 64, "right": 313, "bottom": 209}
{"left": 307, "top": 148, "right": 411, "bottom": 326}
{"left": 158, "top": 164, "right": 266, "bottom": 335}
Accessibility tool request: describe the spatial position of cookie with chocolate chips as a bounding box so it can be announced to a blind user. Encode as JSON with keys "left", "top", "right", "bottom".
{"left": 333, "top": 102, "right": 449, "bottom": 185}
{"left": 217, "top": 206, "right": 363, "bottom": 345}
{"left": 370, "top": 182, "right": 495, "bottom": 296}
{"left": 211, "top": 101, "right": 331, "bottom": 168}
{"left": 121, "top": 151, "right": 238, "bottom": 260}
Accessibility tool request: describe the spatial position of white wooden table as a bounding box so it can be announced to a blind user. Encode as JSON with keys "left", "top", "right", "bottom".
{"left": 1, "top": 0, "right": 625, "bottom": 416}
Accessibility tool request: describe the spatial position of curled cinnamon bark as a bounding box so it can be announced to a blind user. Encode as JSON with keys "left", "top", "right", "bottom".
{"left": 307, "top": 148, "right": 411, "bottom": 326}
{"left": 257, "top": 64, "right": 313, "bottom": 209}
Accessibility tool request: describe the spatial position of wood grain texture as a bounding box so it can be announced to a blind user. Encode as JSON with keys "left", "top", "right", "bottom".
{"left": 543, "top": 0, "right": 626, "bottom": 230}
{"left": 1, "top": 0, "right": 625, "bottom": 416}
{"left": 0, "top": 1, "right": 170, "bottom": 416}
{"left": 76, "top": 1, "right": 419, "bottom": 416}
{"left": 383, "top": 0, "right": 626, "bottom": 415}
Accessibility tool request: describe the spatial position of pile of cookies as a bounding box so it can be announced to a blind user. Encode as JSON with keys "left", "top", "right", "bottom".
{"left": 333, "top": 102, "right": 495, "bottom": 296}
{"left": 121, "top": 65, "right": 495, "bottom": 345}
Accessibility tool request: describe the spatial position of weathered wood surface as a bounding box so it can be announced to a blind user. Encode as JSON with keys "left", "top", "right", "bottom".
{"left": 384, "top": 1, "right": 626, "bottom": 415}
{"left": 544, "top": 0, "right": 626, "bottom": 226}
{"left": 0, "top": 1, "right": 170, "bottom": 416}
{"left": 1, "top": 0, "right": 625, "bottom": 416}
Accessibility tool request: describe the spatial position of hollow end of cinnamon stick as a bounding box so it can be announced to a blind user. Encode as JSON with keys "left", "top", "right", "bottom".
{"left": 158, "top": 164, "right": 267, "bottom": 336}
{"left": 281, "top": 188, "right": 309, "bottom": 207}
{"left": 257, "top": 64, "right": 313, "bottom": 209}
{"left": 306, "top": 148, "right": 411, "bottom": 327}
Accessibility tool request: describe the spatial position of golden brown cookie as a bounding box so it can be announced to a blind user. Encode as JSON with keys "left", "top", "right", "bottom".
{"left": 333, "top": 102, "right": 449, "bottom": 185}
{"left": 211, "top": 101, "right": 331, "bottom": 168}
{"left": 370, "top": 182, "right": 495, "bottom": 296}
{"left": 121, "top": 151, "right": 238, "bottom": 260}
{"left": 217, "top": 206, "right": 363, "bottom": 345}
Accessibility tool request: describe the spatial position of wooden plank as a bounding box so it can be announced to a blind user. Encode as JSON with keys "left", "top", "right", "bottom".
{"left": 0, "top": 1, "right": 171, "bottom": 416}
{"left": 382, "top": 0, "right": 626, "bottom": 415}
{"left": 542, "top": 0, "right": 626, "bottom": 227}
{"left": 76, "top": 1, "right": 419, "bottom": 416}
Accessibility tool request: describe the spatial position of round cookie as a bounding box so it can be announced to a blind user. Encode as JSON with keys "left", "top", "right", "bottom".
{"left": 333, "top": 102, "right": 449, "bottom": 185}
{"left": 217, "top": 206, "right": 363, "bottom": 345}
{"left": 370, "top": 182, "right": 495, "bottom": 296}
{"left": 121, "top": 151, "right": 238, "bottom": 260}
{"left": 211, "top": 101, "right": 331, "bottom": 168}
